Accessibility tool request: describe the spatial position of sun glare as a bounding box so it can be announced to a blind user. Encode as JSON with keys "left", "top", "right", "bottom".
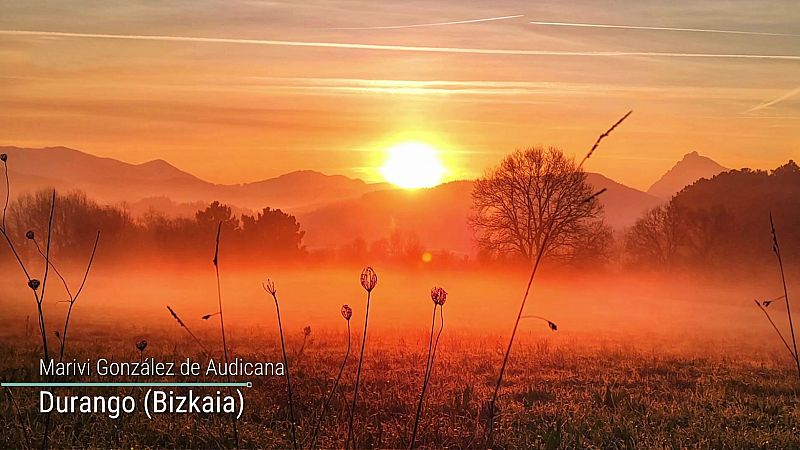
{"left": 379, "top": 142, "right": 447, "bottom": 189}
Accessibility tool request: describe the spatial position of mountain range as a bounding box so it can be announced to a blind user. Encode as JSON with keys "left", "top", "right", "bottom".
{"left": 0, "top": 146, "right": 387, "bottom": 212}
{"left": 0, "top": 146, "right": 726, "bottom": 252}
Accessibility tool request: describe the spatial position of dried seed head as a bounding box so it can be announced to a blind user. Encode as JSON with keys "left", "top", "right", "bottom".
{"left": 341, "top": 304, "right": 352, "bottom": 320}
{"left": 25, "top": 230, "right": 35, "bottom": 240}
{"left": 431, "top": 286, "right": 448, "bottom": 306}
{"left": 0, "top": 153, "right": 6, "bottom": 162}
{"left": 263, "top": 279, "right": 277, "bottom": 296}
{"left": 360, "top": 266, "right": 378, "bottom": 292}
{"left": 762, "top": 300, "right": 773, "bottom": 307}
{"left": 303, "top": 326, "right": 312, "bottom": 337}
{"left": 547, "top": 321, "right": 558, "bottom": 331}
{"left": 201, "top": 314, "right": 213, "bottom": 320}
{"left": 28, "top": 279, "right": 41, "bottom": 290}
{"left": 136, "top": 339, "right": 148, "bottom": 351}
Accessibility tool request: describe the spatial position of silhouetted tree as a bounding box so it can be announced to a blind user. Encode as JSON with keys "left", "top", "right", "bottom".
{"left": 469, "top": 146, "right": 609, "bottom": 263}
{"left": 196, "top": 201, "right": 238, "bottom": 234}
{"left": 624, "top": 203, "right": 688, "bottom": 267}
{"left": 624, "top": 160, "right": 800, "bottom": 270}
{"left": 241, "top": 207, "right": 305, "bottom": 256}
{"left": 8, "top": 190, "right": 133, "bottom": 257}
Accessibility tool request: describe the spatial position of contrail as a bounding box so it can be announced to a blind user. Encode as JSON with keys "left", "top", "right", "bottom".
{"left": 529, "top": 20, "right": 800, "bottom": 37}
{"left": 2, "top": 29, "right": 800, "bottom": 60}
{"left": 747, "top": 87, "right": 800, "bottom": 112}
{"left": 328, "top": 14, "right": 524, "bottom": 30}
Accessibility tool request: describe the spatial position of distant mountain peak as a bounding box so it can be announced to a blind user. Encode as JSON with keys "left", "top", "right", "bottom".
{"left": 647, "top": 151, "right": 727, "bottom": 199}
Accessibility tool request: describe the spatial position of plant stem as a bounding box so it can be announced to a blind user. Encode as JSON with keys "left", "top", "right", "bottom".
{"left": 213, "top": 222, "right": 239, "bottom": 449}
{"left": 347, "top": 290, "right": 371, "bottom": 450}
{"left": 770, "top": 213, "right": 800, "bottom": 379}
{"left": 755, "top": 300, "right": 797, "bottom": 362}
{"left": 410, "top": 304, "right": 437, "bottom": 449}
{"left": 486, "top": 232, "right": 548, "bottom": 447}
{"left": 310, "top": 320, "right": 351, "bottom": 450}
{"left": 272, "top": 291, "right": 298, "bottom": 449}
{"left": 58, "top": 231, "right": 100, "bottom": 362}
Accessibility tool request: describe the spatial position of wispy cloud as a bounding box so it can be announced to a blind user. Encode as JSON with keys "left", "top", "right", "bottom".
{"left": 528, "top": 20, "right": 800, "bottom": 37}
{"left": 746, "top": 87, "right": 800, "bottom": 112}
{"left": 1, "top": 29, "right": 800, "bottom": 60}
{"left": 328, "top": 14, "right": 523, "bottom": 30}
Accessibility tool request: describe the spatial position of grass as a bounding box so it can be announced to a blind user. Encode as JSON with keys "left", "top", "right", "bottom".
{"left": 0, "top": 328, "right": 797, "bottom": 449}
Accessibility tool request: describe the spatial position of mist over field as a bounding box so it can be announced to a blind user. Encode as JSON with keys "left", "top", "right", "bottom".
{"left": 1, "top": 261, "right": 794, "bottom": 351}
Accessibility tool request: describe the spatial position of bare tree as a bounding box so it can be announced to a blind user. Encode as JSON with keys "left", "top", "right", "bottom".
{"left": 469, "top": 146, "right": 606, "bottom": 263}
{"left": 624, "top": 203, "right": 687, "bottom": 266}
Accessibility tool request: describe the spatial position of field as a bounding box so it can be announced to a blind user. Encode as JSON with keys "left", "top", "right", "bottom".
{"left": 1, "top": 264, "right": 799, "bottom": 448}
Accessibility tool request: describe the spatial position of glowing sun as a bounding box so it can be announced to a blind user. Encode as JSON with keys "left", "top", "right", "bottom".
{"left": 379, "top": 142, "right": 447, "bottom": 189}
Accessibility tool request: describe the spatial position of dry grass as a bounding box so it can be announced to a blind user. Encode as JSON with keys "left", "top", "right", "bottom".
{"left": 0, "top": 326, "right": 797, "bottom": 449}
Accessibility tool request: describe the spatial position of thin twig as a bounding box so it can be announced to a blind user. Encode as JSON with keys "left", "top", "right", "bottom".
{"left": 213, "top": 222, "right": 240, "bottom": 448}
{"left": 310, "top": 319, "right": 351, "bottom": 450}
{"left": 347, "top": 290, "right": 372, "bottom": 450}
{"left": 770, "top": 212, "right": 800, "bottom": 379}
{"left": 4, "top": 386, "right": 31, "bottom": 450}
{"left": 579, "top": 110, "right": 632, "bottom": 168}
{"left": 263, "top": 282, "right": 298, "bottom": 450}
{"left": 755, "top": 300, "right": 797, "bottom": 361}
{"left": 166, "top": 305, "right": 210, "bottom": 356}
{"left": 410, "top": 304, "right": 438, "bottom": 449}
{"left": 56, "top": 231, "right": 100, "bottom": 362}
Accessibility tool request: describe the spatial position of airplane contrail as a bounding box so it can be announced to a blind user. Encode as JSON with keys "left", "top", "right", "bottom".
{"left": 2, "top": 29, "right": 800, "bottom": 60}
{"left": 328, "top": 14, "right": 524, "bottom": 30}
{"left": 528, "top": 20, "right": 800, "bottom": 37}
{"left": 747, "top": 87, "right": 800, "bottom": 112}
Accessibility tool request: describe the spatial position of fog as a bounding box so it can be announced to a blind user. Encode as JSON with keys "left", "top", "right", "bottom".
{"left": 1, "top": 261, "right": 794, "bottom": 358}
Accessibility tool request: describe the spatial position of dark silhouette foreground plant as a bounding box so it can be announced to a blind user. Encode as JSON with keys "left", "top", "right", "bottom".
{"left": 754, "top": 297, "right": 797, "bottom": 365}
{"left": 213, "top": 222, "right": 239, "bottom": 448}
{"left": 762, "top": 213, "right": 800, "bottom": 379}
{"left": 166, "top": 305, "right": 210, "bottom": 356}
{"left": 309, "top": 304, "right": 353, "bottom": 449}
{"left": 263, "top": 278, "right": 297, "bottom": 450}
{"left": 347, "top": 266, "right": 378, "bottom": 450}
{"left": 410, "top": 286, "right": 447, "bottom": 449}
{"left": 485, "top": 111, "right": 632, "bottom": 447}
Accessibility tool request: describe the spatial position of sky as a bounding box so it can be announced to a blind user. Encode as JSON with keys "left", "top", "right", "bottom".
{"left": 0, "top": 0, "right": 798, "bottom": 190}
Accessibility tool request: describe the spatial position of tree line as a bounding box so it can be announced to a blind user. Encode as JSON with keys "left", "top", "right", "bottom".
{"left": 2, "top": 154, "right": 796, "bottom": 271}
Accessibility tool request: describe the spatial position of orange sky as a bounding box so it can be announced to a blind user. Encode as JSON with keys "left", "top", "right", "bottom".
{"left": 1, "top": 1, "right": 798, "bottom": 190}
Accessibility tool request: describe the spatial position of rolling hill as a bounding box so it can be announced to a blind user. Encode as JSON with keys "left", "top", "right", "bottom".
{"left": 0, "top": 146, "right": 388, "bottom": 211}
{"left": 2, "top": 145, "right": 664, "bottom": 253}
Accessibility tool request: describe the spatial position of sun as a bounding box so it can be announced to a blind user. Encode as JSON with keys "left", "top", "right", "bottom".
{"left": 379, "top": 142, "right": 447, "bottom": 189}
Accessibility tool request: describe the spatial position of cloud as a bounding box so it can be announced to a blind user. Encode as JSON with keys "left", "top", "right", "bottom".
{"left": 327, "top": 14, "right": 524, "bottom": 30}
{"left": 2, "top": 29, "right": 800, "bottom": 60}
{"left": 746, "top": 87, "right": 800, "bottom": 112}
{"left": 528, "top": 20, "right": 800, "bottom": 37}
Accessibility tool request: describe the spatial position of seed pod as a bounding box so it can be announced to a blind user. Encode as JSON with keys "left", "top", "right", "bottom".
{"left": 360, "top": 267, "right": 378, "bottom": 292}
{"left": 28, "top": 279, "right": 41, "bottom": 290}
{"left": 25, "top": 230, "right": 35, "bottom": 240}
{"left": 136, "top": 339, "right": 148, "bottom": 351}
{"left": 341, "top": 304, "right": 352, "bottom": 320}
{"left": 431, "top": 286, "right": 448, "bottom": 306}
